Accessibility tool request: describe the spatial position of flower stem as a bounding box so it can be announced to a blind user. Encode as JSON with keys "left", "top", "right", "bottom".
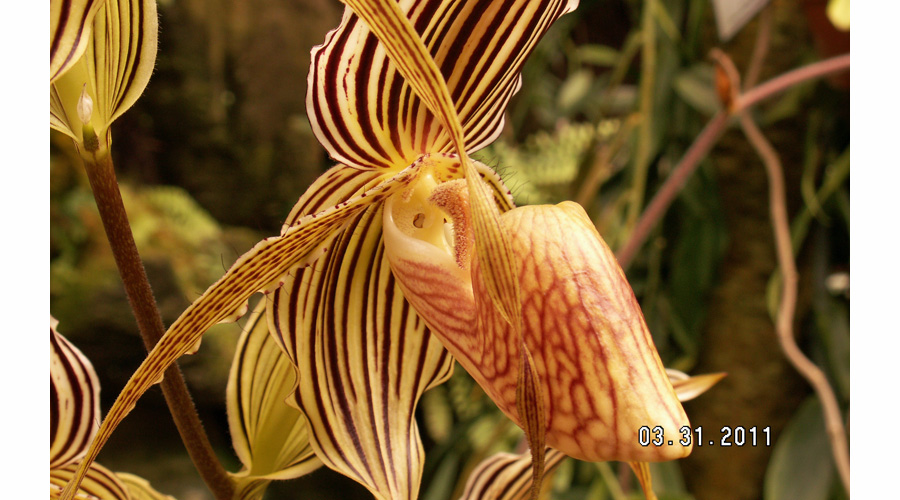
{"left": 80, "top": 149, "right": 235, "bottom": 500}
{"left": 737, "top": 54, "right": 850, "bottom": 111}
{"left": 738, "top": 113, "right": 850, "bottom": 493}
{"left": 616, "top": 111, "right": 728, "bottom": 268}
{"left": 616, "top": 53, "right": 850, "bottom": 267}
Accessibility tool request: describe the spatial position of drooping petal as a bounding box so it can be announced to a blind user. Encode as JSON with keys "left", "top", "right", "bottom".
{"left": 458, "top": 448, "right": 567, "bottom": 500}
{"left": 50, "top": 0, "right": 104, "bottom": 82}
{"left": 51, "top": 462, "right": 129, "bottom": 500}
{"left": 309, "top": 0, "right": 578, "bottom": 169}
{"left": 227, "top": 302, "right": 321, "bottom": 496}
{"left": 269, "top": 200, "right": 453, "bottom": 500}
{"left": 51, "top": 0, "right": 158, "bottom": 140}
{"left": 51, "top": 319, "right": 101, "bottom": 470}
{"left": 61, "top": 166, "right": 415, "bottom": 499}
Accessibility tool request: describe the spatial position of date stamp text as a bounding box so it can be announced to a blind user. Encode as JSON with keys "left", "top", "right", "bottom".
{"left": 638, "top": 426, "right": 771, "bottom": 447}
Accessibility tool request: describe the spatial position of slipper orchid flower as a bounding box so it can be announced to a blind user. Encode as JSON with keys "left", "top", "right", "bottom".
{"left": 61, "top": 0, "right": 712, "bottom": 498}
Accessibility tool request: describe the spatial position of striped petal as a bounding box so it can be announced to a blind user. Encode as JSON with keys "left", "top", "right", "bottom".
{"left": 50, "top": 0, "right": 104, "bottom": 82}
{"left": 324, "top": 5, "right": 545, "bottom": 425}
{"left": 51, "top": 318, "right": 101, "bottom": 470}
{"left": 309, "top": 0, "right": 578, "bottom": 170}
{"left": 115, "top": 473, "right": 177, "bottom": 500}
{"left": 51, "top": 0, "right": 158, "bottom": 141}
{"left": 458, "top": 448, "right": 567, "bottom": 500}
{"left": 227, "top": 302, "right": 321, "bottom": 497}
{"left": 51, "top": 462, "right": 129, "bottom": 500}
{"left": 60, "top": 166, "right": 416, "bottom": 499}
{"left": 328, "top": 3, "right": 565, "bottom": 484}
{"left": 269, "top": 201, "right": 453, "bottom": 500}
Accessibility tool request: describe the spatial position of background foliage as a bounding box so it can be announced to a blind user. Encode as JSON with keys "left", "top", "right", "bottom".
{"left": 50, "top": 0, "right": 849, "bottom": 498}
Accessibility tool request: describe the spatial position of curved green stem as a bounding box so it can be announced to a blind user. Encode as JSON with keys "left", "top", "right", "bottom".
{"left": 624, "top": 0, "right": 658, "bottom": 239}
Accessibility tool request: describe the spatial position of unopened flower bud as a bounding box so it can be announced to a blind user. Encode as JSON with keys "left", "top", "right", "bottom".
{"left": 76, "top": 84, "right": 93, "bottom": 126}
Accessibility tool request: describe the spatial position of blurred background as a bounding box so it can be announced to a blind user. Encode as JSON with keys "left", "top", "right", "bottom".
{"left": 49, "top": 0, "right": 849, "bottom": 499}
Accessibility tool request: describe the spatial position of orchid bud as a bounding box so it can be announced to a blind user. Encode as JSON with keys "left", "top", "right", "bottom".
{"left": 76, "top": 84, "right": 93, "bottom": 125}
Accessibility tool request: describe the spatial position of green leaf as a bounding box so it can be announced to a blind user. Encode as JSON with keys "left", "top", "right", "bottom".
{"left": 576, "top": 44, "right": 620, "bottom": 67}
{"left": 764, "top": 397, "right": 835, "bottom": 500}
{"left": 672, "top": 63, "right": 720, "bottom": 117}
{"left": 557, "top": 70, "right": 594, "bottom": 112}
